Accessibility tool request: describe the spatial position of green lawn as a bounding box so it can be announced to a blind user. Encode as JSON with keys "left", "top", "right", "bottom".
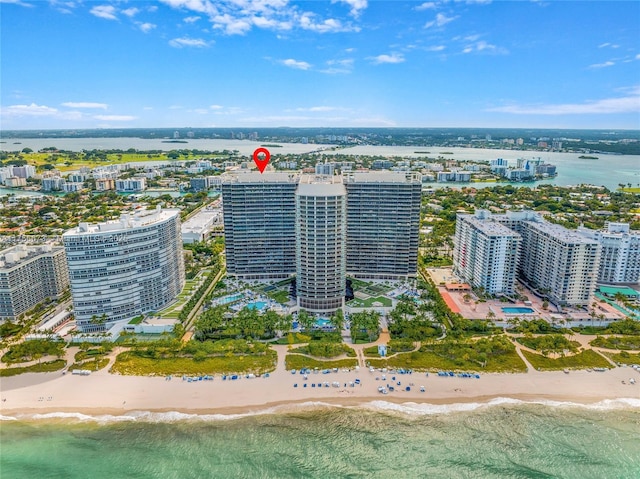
{"left": 275, "top": 332, "right": 311, "bottom": 344}
{"left": 521, "top": 349, "right": 612, "bottom": 371}
{"left": 367, "top": 347, "right": 526, "bottom": 373}
{"left": 68, "top": 358, "right": 110, "bottom": 372}
{"left": 347, "top": 296, "right": 392, "bottom": 308}
{"left": 603, "top": 351, "right": 640, "bottom": 365}
{"left": 590, "top": 336, "right": 640, "bottom": 351}
{"left": 290, "top": 342, "right": 356, "bottom": 358}
{"left": 284, "top": 354, "right": 357, "bottom": 371}
{"left": 111, "top": 350, "right": 277, "bottom": 375}
{"left": 0, "top": 359, "right": 67, "bottom": 377}
{"left": 267, "top": 289, "right": 291, "bottom": 304}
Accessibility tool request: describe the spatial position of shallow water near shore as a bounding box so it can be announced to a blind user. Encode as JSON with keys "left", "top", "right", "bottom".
{"left": 2, "top": 401, "right": 639, "bottom": 478}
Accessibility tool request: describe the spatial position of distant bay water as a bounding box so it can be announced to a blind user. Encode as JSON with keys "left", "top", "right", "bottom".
{"left": 1, "top": 138, "right": 638, "bottom": 192}
{"left": 2, "top": 400, "right": 640, "bottom": 479}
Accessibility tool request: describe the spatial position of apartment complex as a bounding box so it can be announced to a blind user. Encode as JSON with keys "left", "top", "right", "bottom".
{"left": 517, "top": 219, "right": 600, "bottom": 307}
{"left": 453, "top": 211, "right": 521, "bottom": 295}
{"left": 454, "top": 210, "right": 601, "bottom": 307}
{"left": 222, "top": 173, "right": 298, "bottom": 279}
{"left": 296, "top": 175, "right": 347, "bottom": 312}
{"left": 577, "top": 223, "right": 640, "bottom": 284}
{"left": 344, "top": 172, "right": 421, "bottom": 279}
{"left": 63, "top": 207, "right": 185, "bottom": 332}
{"left": 222, "top": 172, "right": 421, "bottom": 312}
{"left": 0, "top": 244, "right": 69, "bottom": 320}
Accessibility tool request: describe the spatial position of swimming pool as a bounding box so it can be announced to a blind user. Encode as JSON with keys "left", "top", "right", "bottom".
{"left": 501, "top": 307, "right": 535, "bottom": 314}
{"left": 217, "top": 293, "right": 244, "bottom": 305}
{"left": 247, "top": 301, "right": 268, "bottom": 311}
{"left": 315, "top": 318, "right": 331, "bottom": 327}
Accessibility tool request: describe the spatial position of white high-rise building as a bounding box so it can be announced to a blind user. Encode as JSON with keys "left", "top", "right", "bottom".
{"left": 578, "top": 223, "right": 640, "bottom": 284}
{"left": 0, "top": 244, "right": 69, "bottom": 321}
{"left": 63, "top": 207, "right": 185, "bottom": 332}
{"left": 517, "top": 219, "right": 600, "bottom": 307}
{"left": 295, "top": 175, "right": 347, "bottom": 312}
{"left": 454, "top": 210, "right": 602, "bottom": 307}
{"left": 453, "top": 211, "right": 521, "bottom": 295}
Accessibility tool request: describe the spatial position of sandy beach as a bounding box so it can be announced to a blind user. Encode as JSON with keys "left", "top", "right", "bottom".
{"left": 2, "top": 358, "right": 639, "bottom": 419}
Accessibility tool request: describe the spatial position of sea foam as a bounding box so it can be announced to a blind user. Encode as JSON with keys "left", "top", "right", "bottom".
{"left": 3, "top": 397, "right": 639, "bottom": 423}
{"left": 360, "top": 397, "right": 640, "bottom": 417}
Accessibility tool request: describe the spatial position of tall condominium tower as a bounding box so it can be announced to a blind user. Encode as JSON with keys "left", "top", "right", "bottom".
{"left": 295, "top": 175, "right": 347, "bottom": 312}
{"left": 344, "top": 172, "right": 421, "bottom": 279}
{"left": 0, "top": 244, "right": 69, "bottom": 321}
{"left": 222, "top": 173, "right": 298, "bottom": 279}
{"left": 517, "top": 219, "right": 600, "bottom": 307}
{"left": 221, "top": 171, "right": 421, "bottom": 312}
{"left": 63, "top": 207, "right": 185, "bottom": 332}
{"left": 453, "top": 211, "right": 521, "bottom": 295}
{"left": 578, "top": 223, "right": 640, "bottom": 284}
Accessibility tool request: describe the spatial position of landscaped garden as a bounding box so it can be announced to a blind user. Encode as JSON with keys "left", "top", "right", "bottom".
{"left": 368, "top": 336, "right": 527, "bottom": 373}
{"left": 521, "top": 349, "right": 612, "bottom": 371}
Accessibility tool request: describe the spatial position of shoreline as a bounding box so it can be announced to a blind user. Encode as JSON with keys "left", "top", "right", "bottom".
{"left": 2, "top": 366, "right": 639, "bottom": 421}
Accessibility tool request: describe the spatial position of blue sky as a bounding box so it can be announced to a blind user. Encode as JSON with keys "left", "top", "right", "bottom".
{"left": 1, "top": 0, "right": 639, "bottom": 130}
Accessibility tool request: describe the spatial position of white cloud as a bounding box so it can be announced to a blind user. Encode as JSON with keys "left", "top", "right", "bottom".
{"left": 90, "top": 5, "right": 118, "bottom": 20}
{"left": 161, "top": 0, "right": 360, "bottom": 35}
{"left": 184, "top": 15, "right": 201, "bottom": 23}
{"left": 191, "top": 108, "right": 209, "bottom": 114}
{"left": 94, "top": 114, "right": 137, "bottom": 121}
{"left": 425, "top": 45, "right": 446, "bottom": 52}
{"left": 121, "top": 7, "right": 139, "bottom": 17}
{"left": 332, "top": 0, "right": 368, "bottom": 18}
{"left": 61, "top": 102, "right": 108, "bottom": 109}
{"left": 299, "top": 14, "right": 354, "bottom": 33}
{"left": 295, "top": 106, "right": 348, "bottom": 112}
{"left": 2, "top": 103, "right": 59, "bottom": 117}
{"left": 425, "top": 13, "right": 457, "bottom": 29}
{"left": 370, "top": 53, "right": 405, "bottom": 64}
{"left": 415, "top": 2, "right": 437, "bottom": 10}
{"left": 320, "top": 58, "right": 354, "bottom": 74}
{"left": 598, "top": 42, "right": 619, "bottom": 49}
{"left": 462, "top": 40, "right": 507, "bottom": 54}
{"left": 138, "top": 22, "right": 156, "bottom": 33}
{"left": 588, "top": 61, "right": 615, "bottom": 69}
{"left": 280, "top": 58, "right": 311, "bottom": 70}
{"left": 636, "top": 54, "right": 640, "bottom": 60}
{"left": 49, "top": 1, "right": 78, "bottom": 14}
{"left": 159, "top": 0, "right": 218, "bottom": 15}
{"left": 169, "top": 37, "right": 210, "bottom": 47}
{"left": 210, "top": 104, "right": 224, "bottom": 110}
{"left": 0, "top": 0, "right": 34, "bottom": 7}
{"left": 487, "top": 88, "right": 640, "bottom": 115}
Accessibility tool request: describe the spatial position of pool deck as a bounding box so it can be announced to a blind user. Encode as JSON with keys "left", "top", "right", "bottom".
{"left": 426, "top": 268, "right": 628, "bottom": 324}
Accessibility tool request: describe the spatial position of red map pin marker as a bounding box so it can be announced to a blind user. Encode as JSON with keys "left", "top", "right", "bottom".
{"left": 252, "top": 147, "right": 271, "bottom": 173}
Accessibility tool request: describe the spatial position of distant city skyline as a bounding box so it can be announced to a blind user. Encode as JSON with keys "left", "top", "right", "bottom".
{"left": 1, "top": 0, "right": 639, "bottom": 130}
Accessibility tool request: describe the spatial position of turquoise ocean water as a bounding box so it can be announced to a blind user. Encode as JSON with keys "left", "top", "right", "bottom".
{"left": 2, "top": 400, "right": 639, "bottom": 479}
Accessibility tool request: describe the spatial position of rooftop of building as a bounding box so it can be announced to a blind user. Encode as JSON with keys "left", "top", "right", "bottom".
{"left": 598, "top": 285, "right": 640, "bottom": 298}
{"left": 297, "top": 174, "right": 346, "bottom": 196}
{"left": 458, "top": 214, "right": 521, "bottom": 238}
{"left": 62, "top": 206, "right": 180, "bottom": 236}
{"left": 222, "top": 172, "right": 299, "bottom": 184}
{"left": 343, "top": 171, "right": 421, "bottom": 184}
{"left": 525, "top": 220, "right": 600, "bottom": 245}
{"left": 181, "top": 209, "right": 220, "bottom": 233}
{"left": 0, "top": 243, "right": 62, "bottom": 269}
